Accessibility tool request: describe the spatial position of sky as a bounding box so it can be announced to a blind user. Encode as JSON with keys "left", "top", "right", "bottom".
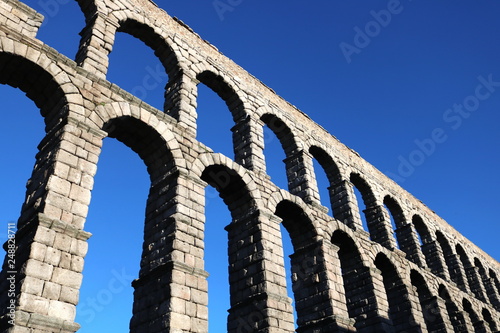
{"left": 1, "top": 0, "right": 500, "bottom": 332}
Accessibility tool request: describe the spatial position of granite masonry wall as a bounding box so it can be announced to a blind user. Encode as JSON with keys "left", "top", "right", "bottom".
{"left": 0, "top": 0, "right": 498, "bottom": 332}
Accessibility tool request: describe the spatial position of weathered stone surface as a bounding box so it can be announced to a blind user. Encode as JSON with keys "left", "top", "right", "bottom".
{"left": 0, "top": 0, "right": 499, "bottom": 332}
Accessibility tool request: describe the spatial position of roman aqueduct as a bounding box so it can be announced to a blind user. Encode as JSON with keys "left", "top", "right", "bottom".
{"left": 0, "top": 0, "right": 499, "bottom": 332}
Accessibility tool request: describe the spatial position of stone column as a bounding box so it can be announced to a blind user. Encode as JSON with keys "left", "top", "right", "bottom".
{"left": 329, "top": 180, "right": 362, "bottom": 230}
{"left": 422, "top": 240, "right": 449, "bottom": 280}
{"left": 419, "top": 296, "right": 453, "bottom": 332}
{"left": 164, "top": 72, "right": 199, "bottom": 137}
{"left": 445, "top": 253, "right": 469, "bottom": 293}
{"left": 291, "top": 240, "right": 355, "bottom": 333}
{"left": 471, "top": 319, "right": 489, "bottom": 333}
{"left": 466, "top": 266, "right": 488, "bottom": 303}
{"left": 364, "top": 206, "right": 396, "bottom": 250}
{"left": 396, "top": 223, "right": 426, "bottom": 267}
{"left": 365, "top": 267, "right": 394, "bottom": 332}
{"left": 284, "top": 150, "right": 321, "bottom": 206}
{"left": 406, "top": 286, "right": 428, "bottom": 332}
{"left": 461, "top": 306, "right": 477, "bottom": 333}
{"left": 75, "top": 13, "right": 117, "bottom": 78}
{"left": 231, "top": 115, "right": 266, "bottom": 172}
{"left": 130, "top": 170, "right": 209, "bottom": 333}
{"left": 434, "top": 297, "right": 456, "bottom": 332}
{"left": 483, "top": 277, "right": 500, "bottom": 310}
{"left": 0, "top": 119, "right": 105, "bottom": 332}
{"left": 225, "top": 211, "right": 295, "bottom": 333}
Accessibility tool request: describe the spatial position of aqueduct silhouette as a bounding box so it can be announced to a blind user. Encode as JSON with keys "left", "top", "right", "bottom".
{"left": 0, "top": 0, "right": 499, "bottom": 332}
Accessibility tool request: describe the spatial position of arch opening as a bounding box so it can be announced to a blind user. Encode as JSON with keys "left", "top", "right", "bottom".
{"left": 410, "top": 270, "right": 444, "bottom": 332}
{"left": 331, "top": 230, "right": 379, "bottom": 331}
{"left": 382, "top": 196, "right": 405, "bottom": 249}
{"left": 311, "top": 157, "right": 332, "bottom": 216}
{"left": 196, "top": 71, "right": 245, "bottom": 123}
{"left": 29, "top": 0, "right": 86, "bottom": 59}
{"left": 0, "top": 84, "right": 46, "bottom": 321}
{"left": 76, "top": 137, "right": 148, "bottom": 332}
{"left": 309, "top": 146, "right": 342, "bottom": 218}
{"left": 474, "top": 258, "right": 499, "bottom": 308}
{"left": 412, "top": 215, "right": 436, "bottom": 270}
{"left": 436, "top": 231, "right": 461, "bottom": 286}
{"left": 0, "top": 52, "right": 83, "bottom": 329}
{"left": 279, "top": 222, "right": 297, "bottom": 326}
{"left": 438, "top": 285, "right": 467, "bottom": 332}
{"left": 374, "top": 253, "right": 415, "bottom": 330}
{"left": 201, "top": 164, "right": 266, "bottom": 332}
{"left": 202, "top": 183, "right": 232, "bottom": 332}
{"left": 196, "top": 71, "right": 250, "bottom": 168}
{"left": 0, "top": 52, "right": 68, "bottom": 127}
{"left": 261, "top": 114, "right": 298, "bottom": 191}
{"left": 456, "top": 244, "right": 479, "bottom": 297}
{"left": 99, "top": 116, "right": 179, "bottom": 332}
{"left": 482, "top": 308, "right": 498, "bottom": 331}
{"left": 195, "top": 82, "right": 235, "bottom": 159}
{"left": 489, "top": 269, "right": 500, "bottom": 301}
{"left": 0, "top": 85, "right": 45, "bottom": 225}
{"left": 274, "top": 201, "right": 319, "bottom": 329}
{"left": 262, "top": 123, "right": 288, "bottom": 189}
{"left": 462, "top": 298, "right": 486, "bottom": 333}
{"left": 201, "top": 165, "right": 254, "bottom": 219}
{"left": 350, "top": 173, "right": 372, "bottom": 234}
{"left": 107, "top": 30, "right": 168, "bottom": 111}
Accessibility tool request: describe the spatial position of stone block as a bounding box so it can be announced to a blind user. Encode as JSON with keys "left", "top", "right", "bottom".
{"left": 30, "top": 242, "right": 47, "bottom": 261}
{"left": 48, "top": 300, "right": 76, "bottom": 321}
{"left": 53, "top": 233, "right": 72, "bottom": 252}
{"left": 24, "top": 259, "right": 53, "bottom": 281}
{"left": 59, "top": 286, "right": 79, "bottom": 305}
{"left": 169, "top": 312, "right": 191, "bottom": 331}
{"left": 51, "top": 268, "right": 82, "bottom": 289}
{"left": 42, "top": 281, "right": 62, "bottom": 300}
{"left": 44, "top": 247, "right": 62, "bottom": 266}
{"left": 19, "top": 293, "right": 49, "bottom": 315}
{"left": 47, "top": 175, "right": 71, "bottom": 197}
{"left": 69, "top": 184, "right": 90, "bottom": 205}
{"left": 59, "top": 252, "right": 72, "bottom": 269}
{"left": 71, "top": 256, "right": 84, "bottom": 272}
{"left": 20, "top": 276, "right": 44, "bottom": 296}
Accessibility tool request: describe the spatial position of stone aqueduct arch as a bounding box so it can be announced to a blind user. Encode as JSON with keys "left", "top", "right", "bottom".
{"left": 0, "top": 0, "right": 499, "bottom": 332}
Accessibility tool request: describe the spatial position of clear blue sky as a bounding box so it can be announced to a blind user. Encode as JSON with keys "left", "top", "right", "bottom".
{"left": 1, "top": 1, "right": 499, "bottom": 332}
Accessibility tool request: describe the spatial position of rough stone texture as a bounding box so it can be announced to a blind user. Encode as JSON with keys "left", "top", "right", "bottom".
{"left": 0, "top": 0, "right": 499, "bottom": 332}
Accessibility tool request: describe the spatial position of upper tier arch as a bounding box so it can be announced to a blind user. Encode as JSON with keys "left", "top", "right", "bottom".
{"left": 0, "top": 43, "right": 81, "bottom": 128}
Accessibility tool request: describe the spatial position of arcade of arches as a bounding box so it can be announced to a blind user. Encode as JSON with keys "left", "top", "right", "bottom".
{"left": 0, "top": 0, "right": 499, "bottom": 332}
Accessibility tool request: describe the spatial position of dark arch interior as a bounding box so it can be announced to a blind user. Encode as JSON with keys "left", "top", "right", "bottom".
{"left": 436, "top": 231, "right": 460, "bottom": 285}
{"left": 197, "top": 71, "right": 245, "bottom": 122}
{"left": 412, "top": 215, "right": 431, "bottom": 244}
{"left": 103, "top": 116, "right": 174, "bottom": 181}
{"left": 482, "top": 308, "right": 497, "bottom": 331}
{"left": 201, "top": 164, "right": 254, "bottom": 218}
{"left": 374, "top": 253, "right": 412, "bottom": 328}
{"left": 331, "top": 230, "right": 379, "bottom": 330}
{"left": 275, "top": 200, "right": 316, "bottom": 251}
{"left": 383, "top": 195, "right": 405, "bottom": 229}
{"left": 261, "top": 113, "right": 297, "bottom": 156}
{"left": 117, "top": 19, "right": 178, "bottom": 78}
{"left": 309, "top": 146, "right": 342, "bottom": 184}
{"left": 309, "top": 146, "right": 342, "bottom": 217}
{"left": 0, "top": 53, "right": 66, "bottom": 127}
